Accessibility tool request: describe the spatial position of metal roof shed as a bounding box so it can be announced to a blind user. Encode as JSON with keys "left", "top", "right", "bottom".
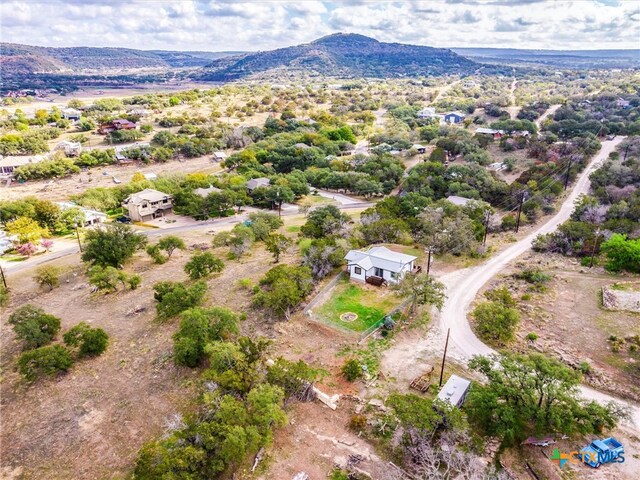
{"left": 436, "top": 374, "right": 471, "bottom": 408}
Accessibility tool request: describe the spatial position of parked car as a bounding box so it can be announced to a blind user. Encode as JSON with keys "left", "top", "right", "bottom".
{"left": 115, "top": 216, "right": 131, "bottom": 224}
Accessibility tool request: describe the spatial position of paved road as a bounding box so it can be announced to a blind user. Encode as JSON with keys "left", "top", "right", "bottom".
{"left": 315, "top": 189, "right": 365, "bottom": 206}
{"left": 437, "top": 137, "right": 640, "bottom": 429}
{"left": 2, "top": 202, "right": 373, "bottom": 274}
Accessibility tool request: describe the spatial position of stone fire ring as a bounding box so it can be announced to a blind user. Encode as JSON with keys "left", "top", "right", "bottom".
{"left": 340, "top": 312, "right": 358, "bottom": 322}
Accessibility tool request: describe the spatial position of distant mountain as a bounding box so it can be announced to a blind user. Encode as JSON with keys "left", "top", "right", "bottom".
{"left": 198, "top": 33, "right": 479, "bottom": 81}
{"left": 0, "top": 43, "right": 240, "bottom": 74}
{"left": 452, "top": 47, "right": 640, "bottom": 69}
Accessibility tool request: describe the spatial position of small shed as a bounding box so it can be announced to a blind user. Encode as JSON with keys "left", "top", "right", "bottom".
{"left": 436, "top": 374, "right": 471, "bottom": 408}
{"left": 412, "top": 144, "right": 427, "bottom": 154}
{"left": 444, "top": 111, "right": 465, "bottom": 124}
{"left": 212, "top": 151, "right": 227, "bottom": 162}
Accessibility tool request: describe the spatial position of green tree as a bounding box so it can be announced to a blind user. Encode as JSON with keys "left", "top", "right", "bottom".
{"left": 301, "top": 238, "right": 345, "bottom": 279}
{"left": 184, "top": 251, "right": 225, "bottom": 279}
{"left": 266, "top": 357, "right": 320, "bottom": 399}
{"left": 601, "top": 234, "right": 640, "bottom": 273}
{"left": 18, "top": 345, "right": 74, "bottom": 381}
{"left": 82, "top": 223, "right": 147, "bottom": 267}
{"left": 32, "top": 200, "right": 61, "bottom": 231}
{"left": 342, "top": 359, "right": 362, "bottom": 381}
{"left": 388, "top": 393, "right": 464, "bottom": 434}
{"left": 88, "top": 265, "right": 139, "bottom": 292}
{"left": 247, "top": 212, "right": 283, "bottom": 241}
{"left": 78, "top": 119, "right": 96, "bottom": 131}
{"left": 63, "top": 322, "right": 109, "bottom": 357}
{"left": 472, "top": 300, "right": 520, "bottom": 345}
{"left": 8, "top": 304, "right": 61, "bottom": 349}
{"left": 5, "top": 216, "right": 49, "bottom": 244}
{"left": 145, "top": 245, "right": 167, "bottom": 264}
{"left": 173, "top": 307, "right": 240, "bottom": 367}
{"left": 393, "top": 272, "right": 446, "bottom": 314}
{"left": 153, "top": 281, "right": 207, "bottom": 320}
{"left": 157, "top": 235, "right": 186, "bottom": 258}
{"left": 228, "top": 224, "right": 255, "bottom": 258}
{"left": 264, "top": 232, "right": 291, "bottom": 263}
{"left": 466, "top": 353, "right": 620, "bottom": 446}
{"left": 253, "top": 265, "right": 313, "bottom": 319}
{"left": 300, "top": 205, "right": 350, "bottom": 238}
{"left": 34, "top": 265, "right": 60, "bottom": 290}
{"left": 205, "top": 337, "right": 272, "bottom": 394}
{"left": 57, "top": 207, "right": 86, "bottom": 232}
{"left": 134, "top": 382, "right": 285, "bottom": 478}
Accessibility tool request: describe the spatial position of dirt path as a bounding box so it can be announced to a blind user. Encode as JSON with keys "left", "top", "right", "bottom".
{"left": 433, "top": 137, "right": 640, "bottom": 429}
{"left": 353, "top": 108, "right": 386, "bottom": 156}
{"left": 506, "top": 76, "right": 520, "bottom": 119}
{"left": 536, "top": 104, "right": 561, "bottom": 128}
{"left": 432, "top": 79, "right": 461, "bottom": 104}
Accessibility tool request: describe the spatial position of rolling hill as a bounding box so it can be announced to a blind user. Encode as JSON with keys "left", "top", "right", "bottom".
{"left": 452, "top": 47, "right": 640, "bottom": 69}
{"left": 198, "top": 33, "right": 479, "bottom": 81}
{"left": 0, "top": 43, "right": 240, "bottom": 74}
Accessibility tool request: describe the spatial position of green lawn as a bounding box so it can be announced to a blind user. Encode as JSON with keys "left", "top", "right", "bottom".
{"left": 316, "top": 277, "right": 404, "bottom": 332}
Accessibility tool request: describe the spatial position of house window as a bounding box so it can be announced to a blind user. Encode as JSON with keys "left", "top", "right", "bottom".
{"left": 354, "top": 267, "right": 362, "bottom": 275}
{"left": 391, "top": 272, "right": 399, "bottom": 280}
{"left": 142, "top": 203, "right": 148, "bottom": 208}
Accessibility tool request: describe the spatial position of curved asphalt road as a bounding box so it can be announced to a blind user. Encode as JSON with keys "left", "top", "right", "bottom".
{"left": 437, "top": 137, "right": 640, "bottom": 429}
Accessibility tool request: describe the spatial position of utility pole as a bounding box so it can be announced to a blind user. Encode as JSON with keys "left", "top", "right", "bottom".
{"left": 623, "top": 144, "right": 630, "bottom": 161}
{"left": 563, "top": 156, "right": 574, "bottom": 191}
{"left": 0, "top": 265, "right": 7, "bottom": 289}
{"left": 589, "top": 229, "right": 601, "bottom": 268}
{"left": 75, "top": 224, "right": 83, "bottom": 252}
{"left": 515, "top": 192, "right": 526, "bottom": 233}
{"left": 426, "top": 247, "right": 432, "bottom": 275}
{"left": 439, "top": 328, "right": 450, "bottom": 387}
{"left": 482, "top": 210, "right": 490, "bottom": 245}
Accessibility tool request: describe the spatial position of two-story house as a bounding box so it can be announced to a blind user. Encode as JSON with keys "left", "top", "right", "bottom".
{"left": 122, "top": 188, "right": 173, "bottom": 222}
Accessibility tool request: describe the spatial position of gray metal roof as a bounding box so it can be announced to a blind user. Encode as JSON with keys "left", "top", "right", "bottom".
{"left": 446, "top": 195, "right": 474, "bottom": 207}
{"left": 345, "top": 246, "right": 416, "bottom": 273}
{"left": 124, "top": 188, "right": 172, "bottom": 205}
{"left": 436, "top": 374, "right": 471, "bottom": 407}
{"left": 246, "top": 177, "right": 271, "bottom": 190}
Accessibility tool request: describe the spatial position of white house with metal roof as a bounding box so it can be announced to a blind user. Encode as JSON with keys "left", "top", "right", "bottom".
{"left": 344, "top": 246, "right": 417, "bottom": 285}
{"left": 56, "top": 202, "right": 107, "bottom": 226}
{"left": 0, "top": 155, "right": 48, "bottom": 178}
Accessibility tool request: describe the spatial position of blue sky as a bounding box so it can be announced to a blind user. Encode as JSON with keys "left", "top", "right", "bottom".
{"left": 1, "top": 1, "right": 638, "bottom": 51}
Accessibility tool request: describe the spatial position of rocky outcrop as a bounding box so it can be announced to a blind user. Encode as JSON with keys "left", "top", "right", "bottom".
{"left": 602, "top": 284, "right": 640, "bottom": 313}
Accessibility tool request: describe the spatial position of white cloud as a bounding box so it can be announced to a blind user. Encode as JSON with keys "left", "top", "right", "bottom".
{"left": 0, "top": 0, "right": 637, "bottom": 51}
